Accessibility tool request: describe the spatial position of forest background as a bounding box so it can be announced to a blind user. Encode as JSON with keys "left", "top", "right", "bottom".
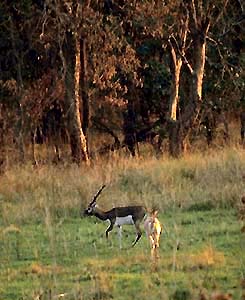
{"left": 0, "top": 0, "right": 244, "bottom": 167}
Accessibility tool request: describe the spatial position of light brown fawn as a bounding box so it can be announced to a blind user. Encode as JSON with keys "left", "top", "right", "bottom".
{"left": 144, "top": 210, "right": 162, "bottom": 259}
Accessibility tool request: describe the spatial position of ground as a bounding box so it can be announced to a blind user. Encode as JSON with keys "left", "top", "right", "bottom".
{"left": 1, "top": 209, "right": 244, "bottom": 300}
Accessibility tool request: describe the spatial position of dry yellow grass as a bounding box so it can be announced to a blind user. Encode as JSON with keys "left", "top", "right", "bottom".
{"left": 0, "top": 146, "right": 244, "bottom": 224}
{"left": 188, "top": 245, "right": 225, "bottom": 268}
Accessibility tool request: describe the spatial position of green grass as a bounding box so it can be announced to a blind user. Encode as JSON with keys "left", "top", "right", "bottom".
{"left": 0, "top": 147, "right": 245, "bottom": 299}
{"left": 0, "top": 209, "right": 244, "bottom": 299}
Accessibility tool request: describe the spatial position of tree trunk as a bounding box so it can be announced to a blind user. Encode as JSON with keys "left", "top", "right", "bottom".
{"left": 169, "top": 54, "right": 182, "bottom": 121}
{"left": 186, "top": 35, "right": 206, "bottom": 127}
{"left": 31, "top": 128, "right": 38, "bottom": 166}
{"left": 9, "top": 16, "right": 25, "bottom": 163}
{"left": 167, "top": 10, "right": 189, "bottom": 157}
{"left": 63, "top": 31, "right": 89, "bottom": 165}
{"left": 80, "top": 38, "right": 90, "bottom": 149}
{"left": 241, "top": 110, "right": 245, "bottom": 146}
{"left": 123, "top": 99, "right": 137, "bottom": 156}
{"left": 168, "top": 45, "right": 183, "bottom": 157}
{"left": 192, "top": 35, "right": 207, "bottom": 102}
{"left": 0, "top": 112, "right": 5, "bottom": 173}
{"left": 168, "top": 121, "right": 183, "bottom": 158}
{"left": 175, "top": 26, "right": 209, "bottom": 156}
{"left": 14, "top": 103, "right": 25, "bottom": 163}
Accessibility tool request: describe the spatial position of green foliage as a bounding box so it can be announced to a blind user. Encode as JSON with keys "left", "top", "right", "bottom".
{"left": 187, "top": 201, "right": 215, "bottom": 212}
{"left": 171, "top": 288, "right": 191, "bottom": 300}
{"left": 141, "top": 58, "right": 171, "bottom": 111}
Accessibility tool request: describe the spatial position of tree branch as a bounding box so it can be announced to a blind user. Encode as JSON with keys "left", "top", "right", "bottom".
{"left": 191, "top": 0, "right": 198, "bottom": 28}
{"left": 169, "top": 35, "right": 194, "bottom": 74}
{"left": 212, "top": 0, "right": 229, "bottom": 26}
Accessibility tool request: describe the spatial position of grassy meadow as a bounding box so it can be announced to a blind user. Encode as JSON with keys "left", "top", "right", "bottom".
{"left": 0, "top": 147, "right": 245, "bottom": 299}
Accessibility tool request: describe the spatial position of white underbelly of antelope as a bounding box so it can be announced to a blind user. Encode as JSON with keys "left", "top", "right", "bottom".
{"left": 114, "top": 215, "right": 134, "bottom": 226}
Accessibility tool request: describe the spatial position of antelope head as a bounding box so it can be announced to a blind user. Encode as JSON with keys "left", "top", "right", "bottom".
{"left": 83, "top": 184, "right": 106, "bottom": 216}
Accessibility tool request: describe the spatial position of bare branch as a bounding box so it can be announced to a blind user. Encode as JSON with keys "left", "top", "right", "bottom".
{"left": 212, "top": 0, "right": 229, "bottom": 26}
{"left": 168, "top": 38, "right": 177, "bottom": 66}
{"left": 219, "top": 15, "right": 245, "bottom": 37}
{"left": 191, "top": 0, "right": 198, "bottom": 28}
{"left": 169, "top": 35, "right": 194, "bottom": 74}
{"left": 237, "top": 0, "right": 244, "bottom": 12}
{"left": 182, "top": 56, "right": 194, "bottom": 75}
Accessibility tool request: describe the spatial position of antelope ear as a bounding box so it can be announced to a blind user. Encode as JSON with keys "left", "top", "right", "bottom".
{"left": 91, "top": 202, "right": 97, "bottom": 208}
{"left": 153, "top": 210, "right": 158, "bottom": 217}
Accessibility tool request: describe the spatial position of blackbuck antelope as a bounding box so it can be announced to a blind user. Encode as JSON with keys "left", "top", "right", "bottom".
{"left": 144, "top": 210, "right": 162, "bottom": 259}
{"left": 83, "top": 185, "right": 146, "bottom": 248}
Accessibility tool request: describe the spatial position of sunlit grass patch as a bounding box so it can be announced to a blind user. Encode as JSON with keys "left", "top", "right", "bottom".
{"left": 28, "top": 262, "right": 63, "bottom": 276}
{"left": 2, "top": 224, "right": 21, "bottom": 234}
{"left": 185, "top": 245, "right": 225, "bottom": 269}
{"left": 82, "top": 253, "right": 149, "bottom": 275}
